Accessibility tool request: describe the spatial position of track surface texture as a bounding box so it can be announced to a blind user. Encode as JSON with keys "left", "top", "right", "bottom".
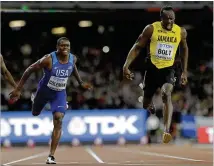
{"left": 1, "top": 144, "right": 213, "bottom": 166}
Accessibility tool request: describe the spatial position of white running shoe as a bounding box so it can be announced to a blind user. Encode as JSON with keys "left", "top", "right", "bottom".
{"left": 46, "top": 155, "right": 56, "bottom": 164}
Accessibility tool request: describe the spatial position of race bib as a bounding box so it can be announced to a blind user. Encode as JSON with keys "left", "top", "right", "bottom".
{"left": 47, "top": 76, "right": 68, "bottom": 91}
{"left": 155, "top": 43, "right": 174, "bottom": 60}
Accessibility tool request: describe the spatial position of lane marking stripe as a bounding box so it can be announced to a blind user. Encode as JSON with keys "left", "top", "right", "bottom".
{"left": 85, "top": 146, "right": 104, "bottom": 163}
{"left": 111, "top": 148, "right": 204, "bottom": 162}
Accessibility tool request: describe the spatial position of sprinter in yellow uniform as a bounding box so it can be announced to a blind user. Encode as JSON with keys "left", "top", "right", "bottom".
{"left": 123, "top": 6, "right": 189, "bottom": 144}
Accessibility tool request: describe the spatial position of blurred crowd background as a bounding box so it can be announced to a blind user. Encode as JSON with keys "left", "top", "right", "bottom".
{"left": 1, "top": 1, "right": 213, "bottom": 120}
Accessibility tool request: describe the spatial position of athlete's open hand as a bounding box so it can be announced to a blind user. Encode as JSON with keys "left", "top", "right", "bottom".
{"left": 123, "top": 68, "right": 134, "bottom": 80}
{"left": 9, "top": 88, "right": 21, "bottom": 101}
{"left": 80, "top": 82, "right": 93, "bottom": 90}
{"left": 181, "top": 72, "right": 188, "bottom": 85}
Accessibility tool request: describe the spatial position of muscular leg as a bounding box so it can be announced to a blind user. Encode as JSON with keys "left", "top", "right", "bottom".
{"left": 143, "top": 96, "right": 156, "bottom": 114}
{"left": 31, "top": 92, "right": 47, "bottom": 116}
{"left": 161, "top": 83, "right": 173, "bottom": 143}
{"left": 49, "top": 112, "right": 64, "bottom": 156}
{"left": 142, "top": 68, "right": 158, "bottom": 114}
{"left": 49, "top": 90, "right": 66, "bottom": 157}
{"left": 143, "top": 86, "right": 157, "bottom": 114}
{"left": 143, "top": 96, "right": 152, "bottom": 109}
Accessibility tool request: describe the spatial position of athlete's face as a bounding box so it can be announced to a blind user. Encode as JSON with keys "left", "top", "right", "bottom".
{"left": 161, "top": 10, "right": 175, "bottom": 31}
{"left": 57, "top": 40, "right": 70, "bottom": 56}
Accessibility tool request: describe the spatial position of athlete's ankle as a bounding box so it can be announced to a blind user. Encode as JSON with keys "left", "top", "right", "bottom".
{"left": 164, "top": 130, "right": 170, "bottom": 133}
{"left": 164, "top": 127, "right": 170, "bottom": 133}
{"left": 49, "top": 154, "right": 54, "bottom": 157}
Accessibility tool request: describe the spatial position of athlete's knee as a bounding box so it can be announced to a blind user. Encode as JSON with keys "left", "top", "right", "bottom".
{"left": 161, "top": 83, "right": 173, "bottom": 103}
{"left": 31, "top": 107, "right": 41, "bottom": 116}
{"left": 54, "top": 119, "right": 63, "bottom": 130}
{"left": 53, "top": 112, "right": 64, "bottom": 129}
{"left": 32, "top": 111, "right": 40, "bottom": 116}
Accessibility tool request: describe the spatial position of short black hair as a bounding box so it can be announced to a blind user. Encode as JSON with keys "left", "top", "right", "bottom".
{"left": 160, "top": 6, "right": 174, "bottom": 17}
{"left": 57, "top": 37, "right": 69, "bottom": 45}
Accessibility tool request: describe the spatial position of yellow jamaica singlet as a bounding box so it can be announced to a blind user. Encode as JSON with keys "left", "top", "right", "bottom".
{"left": 149, "top": 21, "right": 181, "bottom": 69}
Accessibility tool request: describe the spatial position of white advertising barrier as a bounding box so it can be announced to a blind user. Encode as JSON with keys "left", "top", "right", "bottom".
{"left": 1, "top": 109, "right": 148, "bottom": 143}
{"left": 195, "top": 116, "right": 213, "bottom": 127}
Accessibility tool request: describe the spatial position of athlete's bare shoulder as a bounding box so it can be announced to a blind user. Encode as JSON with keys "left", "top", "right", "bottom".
{"left": 28, "top": 54, "right": 52, "bottom": 71}
{"left": 73, "top": 54, "right": 77, "bottom": 64}
{"left": 135, "top": 24, "right": 153, "bottom": 48}
{"left": 142, "top": 24, "right": 154, "bottom": 37}
{"left": 0, "top": 54, "right": 7, "bottom": 71}
{"left": 180, "top": 27, "right": 188, "bottom": 49}
{"left": 0, "top": 54, "right": 3, "bottom": 66}
{"left": 39, "top": 54, "right": 52, "bottom": 69}
{"left": 180, "top": 27, "right": 187, "bottom": 38}
{"left": 39, "top": 54, "right": 51, "bottom": 64}
{"left": 0, "top": 54, "right": 4, "bottom": 63}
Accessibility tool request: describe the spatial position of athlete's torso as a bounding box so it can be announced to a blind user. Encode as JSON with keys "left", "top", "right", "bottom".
{"left": 149, "top": 21, "right": 181, "bottom": 69}
{"left": 39, "top": 51, "right": 74, "bottom": 91}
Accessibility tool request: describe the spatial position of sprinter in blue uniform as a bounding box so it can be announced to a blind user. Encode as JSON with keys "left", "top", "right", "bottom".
{"left": 9, "top": 37, "right": 92, "bottom": 164}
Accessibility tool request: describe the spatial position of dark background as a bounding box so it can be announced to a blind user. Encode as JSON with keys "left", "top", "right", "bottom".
{"left": 1, "top": 2, "right": 213, "bottom": 118}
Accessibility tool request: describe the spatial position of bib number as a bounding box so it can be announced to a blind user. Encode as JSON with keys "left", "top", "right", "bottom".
{"left": 47, "top": 76, "right": 68, "bottom": 91}
{"left": 156, "top": 43, "right": 174, "bottom": 60}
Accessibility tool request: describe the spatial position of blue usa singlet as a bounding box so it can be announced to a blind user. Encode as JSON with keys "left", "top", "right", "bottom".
{"left": 39, "top": 51, "right": 74, "bottom": 91}
{"left": 33, "top": 51, "right": 74, "bottom": 114}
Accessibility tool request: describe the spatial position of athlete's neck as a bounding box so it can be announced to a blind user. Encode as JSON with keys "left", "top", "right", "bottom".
{"left": 56, "top": 52, "right": 69, "bottom": 63}
{"left": 160, "top": 21, "right": 172, "bottom": 31}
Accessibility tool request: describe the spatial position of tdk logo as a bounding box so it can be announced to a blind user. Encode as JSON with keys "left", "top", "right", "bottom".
{"left": 1, "top": 114, "right": 142, "bottom": 140}
{"left": 67, "top": 116, "right": 139, "bottom": 135}
{"left": 1, "top": 118, "right": 53, "bottom": 137}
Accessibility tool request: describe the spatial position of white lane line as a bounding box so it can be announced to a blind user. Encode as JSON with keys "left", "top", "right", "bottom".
{"left": 85, "top": 146, "right": 104, "bottom": 163}
{"left": 3, "top": 148, "right": 65, "bottom": 166}
{"left": 111, "top": 148, "right": 204, "bottom": 162}
{"left": 32, "top": 162, "right": 79, "bottom": 165}
{"left": 106, "top": 163, "right": 174, "bottom": 166}
{"left": 2, "top": 151, "right": 49, "bottom": 166}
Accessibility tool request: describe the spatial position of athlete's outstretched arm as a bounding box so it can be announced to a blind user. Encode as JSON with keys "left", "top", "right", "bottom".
{"left": 123, "top": 25, "right": 153, "bottom": 71}
{"left": 180, "top": 27, "right": 189, "bottom": 85}
{"left": 9, "top": 55, "right": 51, "bottom": 99}
{"left": 0, "top": 54, "right": 17, "bottom": 88}
{"left": 16, "top": 55, "right": 51, "bottom": 91}
{"left": 180, "top": 27, "right": 188, "bottom": 73}
{"left": 72, "top": 55, "right": 83, "bottom": 85}
{"left": 72, "top": 55, "right": 92, "bottom": 90}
